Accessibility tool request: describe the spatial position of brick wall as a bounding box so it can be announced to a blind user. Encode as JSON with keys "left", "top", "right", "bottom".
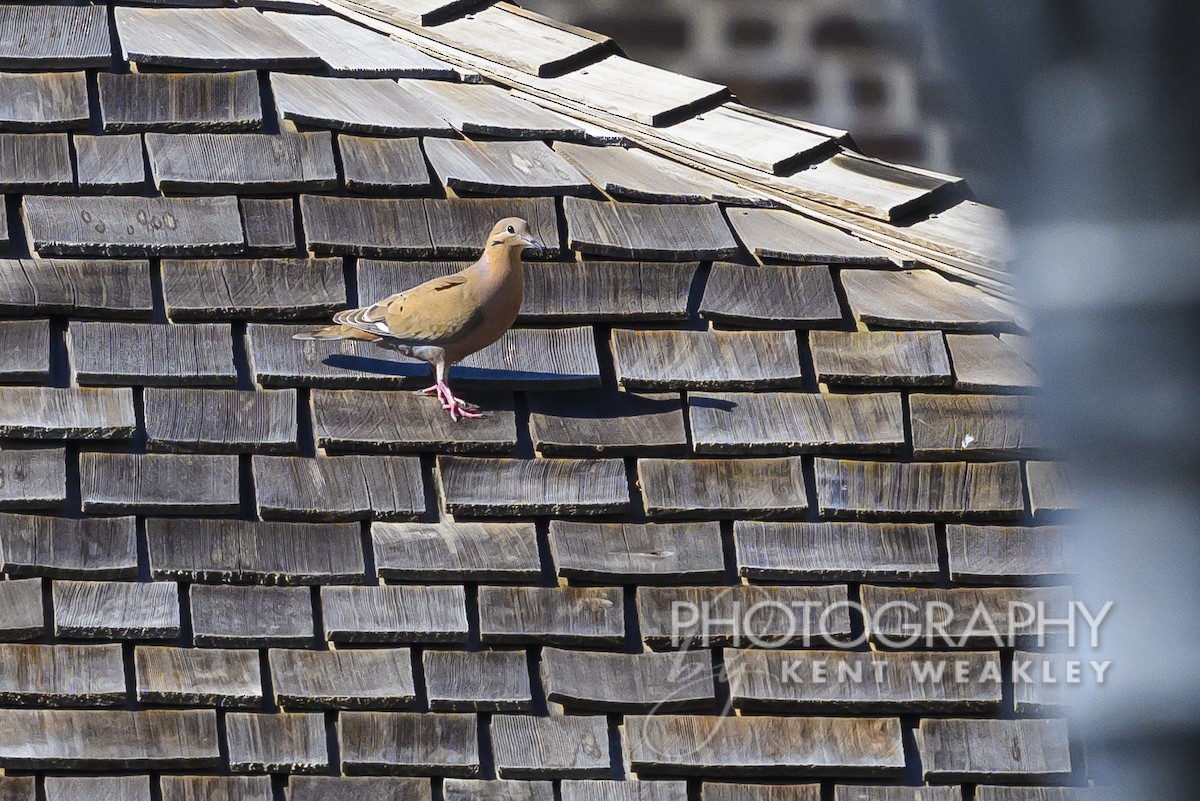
{"left": 522, "top": 0, "right": 958, "bottom": 172}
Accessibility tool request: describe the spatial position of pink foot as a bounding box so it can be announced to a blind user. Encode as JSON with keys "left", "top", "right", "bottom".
{"left": 420, "top": 381, "right": 484, "bottom": 421}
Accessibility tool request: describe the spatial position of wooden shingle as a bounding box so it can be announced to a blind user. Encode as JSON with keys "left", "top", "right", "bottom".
{"left": 160, "top": 777, "right": 270, "bottom": 801}
{"left": 271, "top": 648, "right": 416, "bottom": 710}
{"left": 0, "top": 133, "right": 72, "bottom": 191}
{"left": 1026, "top": 461, "right": 1076, "bottom": 520}
{"left": 263, "top": 11, "right": 457, "bottom": 78}
{"left": 479, "top": 586, "right": 624, "bottom": 647}
{"left": 0, "top": 319, "right": 50, "bottom": 381}
{"left": 423, "top": 650, "right": 532, "bottom": 712}
{"left": 313, "top": 389, "right": 517, "bottom": 454}
{"left": 637, "top": 585, "right": 850, "bottom": 649}
{"left": 143, "top": 388, "right": 297, "bottom": 453}
{"left": 529, "top": 391, "right": 688, "bottom": 456}
{"left": 321, "top": 585, "right": 468, "bottom": 644}
{"left": 399, "top": 81, "right": 581, "bottom": 139}
{"left": 491, "top": 714, "right": 610, "bottom": 779}
{"left": 373, "top": 522, "right": 540, "bottom": 582}
{"left": 300, "top": 196, "right": 432, "bottom": 258}
{"left": 0, "top": 514, "right": 137, "bottom": 579}
{"left": 70, "top": 322, "right": 236, "bottom": 386}
{"left": 134, "top": 645, "right": 262, "bottom": 707}
{"left": 910, "top": 394, "right": 1047, "bottom": 459}
{"left": 249, "top": 322, "right": 427, "bottom": 389}
{"left": 541, "top": 647, "right": 715, "bottom": 712}
{"left": 945, "top": 334, "right": 1039, "bottom": 393}
{"left": 0, "top": 579, "right": 43, "bottom": 640}
{"left": 271, "top": 73, "right": 452, "bottom": 137}
{"left": 638, "top": 457, "right": 809, "bottom": 519}
{"left": 289, "top": 777, "right": 432, "bottom": 801}
{"left": 146, "top": 132, "right": 338, "bottom": 194}
{"left": 0, "top": 72, "right": 88, "bottom": 131}
{"left": 834, "top": 788, "right": 958, "bottom": 801}
{"left": 1012, "top": 651, "right": 1076, "bottom": 715}
{"left": 810, "top": 330, "right": 952, "bottom": 387}
{"left": 53, "top": 580, "right": 179, "bottom": 640}
{"left": 339, "top": 712, "right": 479, "bottom": 776}
{"left": 339, "top": 136, "right": 431, "bottom": 194}
{"left": 0, "top": 448, "right": 65, "bottom": 510}
{"left": 241, "top": 198, "right": 297, "bottom": 254}
{"left": 841, "top": 269, "right": 1013, "bottom": 332}
{"left": 916, "top": 718, "right": 1071, "bottom": 783}
{"left": 689, "top": 391, "right": 904, "bottom": 455}
{"left": 548, "top": 520, "right": 725, "bottom": 583}
{"left": 561, "top": 781, "right": 688, "bottom": 801}
{"left": 734, "top": 521, "right": 939, "bottom": 582}
{"left": 662, "top": 103, "right": 838, "bottom": 174}
{"left": 780, "top": 151, "right": 961, "bottom": 222}
{"left": 0, "top": 643, "right": 125, "bottom": 707}
{"left": 438, "top": 456, "right": 629, "bottom": 516}
{"left": 46, "top": 777, "right": 151, "bottom": 801}
{"left": 24, "top": 196, "right": 244, "bottom": 258}
{"left": 74, "top": 135, "right": 146, "bottom": 193}
{"left": 946, "top": 524, "right": 1073, "bottom": 584}
{"left": 190, "top": 585, "right": 315, "bottom": 648}
{"left": 445, "top": 780, "right": 551, "bottom": 801}
{"left": 725, "top": 649, "right": 1001, "bottom": 713}
{"left": 80, "top": 453, "right": 239, "bottom": 515}
{"left": 700, "top": 262, "right": 842, "bottom": 327}
{"left": 704, "top": 784, "right": 822, "bottom": 801}
{"left": 425, "top": 197, "right": 561, "bottom": 259}
{"left": 0, "top": 387, "right": 136, "bottom": 440}
{"left": 522, "top": 261, "right": 694, "bottom": 322}
{"left": 564, "top": 198, "right": 739, "bottom": 260}
{"left": 114, "top": 7, "right": 319, "bottom": 69}
{"left": 426, "top": 138, "right": 590, "bottom": 197}
{"left": 147, "top": 518, "right": 365, "bottom": 585}
{"left": 726, "top": 208, "right": 895, "bottom": 264}
{"left": 0, "top": 258, "right": 153, "bottom": 318}
{"left": 625, "top": 715, "right": 904, "bottom": 777}
{"left": 613, "top": 329, "right": 803, "bottom": 390}
{"left": 0, "top": 5, "right": 110, "bottom": 68}
{"left": 98, "top": 71, "right": 263, "bottom": 133}
{"left": 974, "top": 789, "right": 1093, "bottom": 801}
{"left": 814, "top": 458, "right": 1025, "bottom": 521}
{"left": 226, "top": 712, "right": 327, "bottom": 774}
{"left": 252, "top": 455, "right": 425, "bottom": 522}
{"left": 0, "top": 709, "right": 219, "bottom": 769}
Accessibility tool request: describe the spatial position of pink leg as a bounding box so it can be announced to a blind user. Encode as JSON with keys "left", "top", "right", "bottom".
{"left": 417, "top": 362, "right": 483, "bottom": 421}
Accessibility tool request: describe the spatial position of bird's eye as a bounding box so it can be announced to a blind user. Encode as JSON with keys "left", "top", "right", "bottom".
{"left": 507, "top": 225, "right": 515, "bottom": 234}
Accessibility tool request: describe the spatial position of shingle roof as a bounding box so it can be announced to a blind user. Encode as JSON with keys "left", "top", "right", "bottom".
{"left": 0, "top": 0, "right": 1086, "bottom": 797}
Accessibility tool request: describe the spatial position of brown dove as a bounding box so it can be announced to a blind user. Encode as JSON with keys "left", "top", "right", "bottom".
{"left": 295, "top": 218, "right": 542, "bottom": 421}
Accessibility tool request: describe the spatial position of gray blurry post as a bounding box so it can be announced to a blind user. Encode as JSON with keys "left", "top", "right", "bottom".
{"left": 914, "top": 0, "right": 1200, "bottom": 797}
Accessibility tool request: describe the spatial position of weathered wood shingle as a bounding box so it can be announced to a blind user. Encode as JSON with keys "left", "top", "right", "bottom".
{"left": 425, "top": 198, "right": 561, "bottom": 259}
{"left": 289, "top": 777, "right": 432, "bottom": 801}
{"left": 613, "top": 329, "right": 803, "bottom": 390}
{"left": 270, "top": 647, "right": 416, "bottom": 710}
{"left": 521, "top": 261, "right": 694, "bottom": 322}
{"left": 1026, "top": 461, "right": 1076, "bottom": 520}
{"left": 0, "top": 258, "right": 153, "bottom": 318}
{"left": 438, "top": 456, "right": 629, "bottom": 516}
{"left": 423, "top": 650, "right": 532, "bottom": 712}
{"left": 0, "top": 5, "right": 110, "bottom": 68}
{"left": 146, "top": 132, "right": 338, "bottom": 194}
{"left": 529, "top": 391, "right": 688, "bottom": 456}
{"left": 144, "top": 388, "right": 297, "bottom": 453}
{"left": 946, "top": 334, "right": 1039, "bottom": 393}
{"left": 734, "top": 521, "right": 939, "bottom": 582}
{"left": 74, "top": 134, "right": 146, "bottom": 193}
{"left": 338, "top": 136, "right": 431, "bottom": 194}
{"left": 814, "top": 458, "right": 1025, "bottom": 520}
{"left": 910, "top": 394, "right": 1048, "bottom": 459}
{"left": 313, "top": 390, "right": 517, "bottom": 454}
{"left": 272, "top": 73, "right": 452, "bottom": 137}
{"left": 548, "top": 520, "right": 725, "bottom": 583}
{"left": 339, "top": 712, "right": 479, "bottom": 776}
{"left": 299, "top": 196, "right": 433, "bottom": 258}
{"left": 241, "top": 198, "right": 297, "bottom": 254}
{"left": 841, "top": 269, "right": 1014, "bottom": 332}
{"left": 564, "top": 198, "right": 739, "bottom": 260}
{"left": 0, "top": 319, "right": 50, "bottom": 381}
{"left": 53, "top": 581, "right": 179, "bottom": 640}
{"left": 373, "top": 522, "right": 540, "bottom": 582}
{"left": 0, "top": 709, "right": 219, "bottom": 769}
{"left": 71, "top": 322, "right": 237, "bottom": 386}
{"left": 809, "top": 330, "right": 952, "bottom": 387}
{"left": 541, "top": 647, "right": 715, "bottom": 712}
{"left": 638, "top": 457, "right": 809, "bottom": 518}
{"left": 0, "top": 514, "right": 137, "bottom": 579}
{"left": 47, "top": 777, "right": 151, "bottom": 801}
{"left": 252, "top": 455, "right": 425, "bottom": 522}
{"left": 321, "top": 585, "right": 468, "bottom": 644}
{"left": 226, "top": 712, "right": 328, "bottom": 774}
{"left": 114, "top": 7, "right": 320, "bottom": 69}
{"left": 726, "top": 208, "right": 895, "bottom": 264}
{"left": 190, "top": 585, "right": 315, "bottom": 648}
{"left": 479, "top": 586, "right": 624, "bottom": 647}
{"left": 0, "top": 579, "right": 43, "bottom": 640}
{"left": 135, "top": 646, "right": 262, "bottom": 707}
{"left": 916, "top": 718, "right": 1072, "bottom": 783}
{"left": 80, "top": 453, "right": 240, "bottom": 515}
{"left": 263, "top": 11, "right": 457, "bottom": 78}
{"left": 780, "top": 152, "right": 960, "bottom": 222}
{"left": 0, "top": 133, "right": 72, "bottom": 191}
{"left": 400, "top": 81, "right": 581, "bottom": 139}
{"left": 491, "top": 714, "right": 610, "bottom": 779}
{"left": 0, "top": 643, "right": 125, "bottom": 707}
{"left": 946, "top": 524, "right": 1073, "bottom": 584}
{"left": 98, "top": 71, "right": 263, "bottom": 133}
{"left": 0, "top": 72, "right": 88, "bottom": 131}
{"left": 160, "top": 777, "right": 270, "bottom": 801}
{"left": 425, "top": 139, "right": 590, "bottom": 197}
{"left": 0, "top": 387, "right": 136, "bottom": 440}
{"left": 700, "top": 262, "right": 843, "bottom": 326}
{"left": 0, "top": 448, "right": 64, "bottom": 510}
{"left": 561, "top": 781, "right": 687, "bottom": 801}
{"left": 554, "top": 142, "right": 764, "bottom": 205}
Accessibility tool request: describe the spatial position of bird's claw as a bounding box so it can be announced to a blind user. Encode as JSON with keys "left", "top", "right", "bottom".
{"left": 418, "top": 382, "right": 484, "bottom": 421}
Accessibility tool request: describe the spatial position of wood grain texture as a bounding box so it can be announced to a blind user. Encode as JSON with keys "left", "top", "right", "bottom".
{"left": 46, "top": 776, "right": 151, "bottom": 801}
{"left": 491, "top": 714, "right": 609, "bottom": 779}
{"left": 563, "top": 198, "right": 739, "bottom": 260}
{"left": 399, "top": 80, "right": 581, "bottom": 139}
{"left": 521, "top": 261, "right": 694, "bottom": 321}
{"left": 425, "top": 197, "right": 561, "bottom": 259}
{"left": 946, "top": 334, "right": 1039, "bottom": 393}
{"left": 163, "top": 257, "right": 345, "bottom": 321}
{"left": 0, "top": 513, "right": 137, "bottom": 579}
{"left": 529, "top": 390, "right": 688, "bottom": 456}
{"left": 146, "top": 132, "right": 337, "bottom": 194}
{"left": 0, "top": 4, "right": 110, "bottom": 68}
{"left": 726, "top": 208, "right": 895, "bottom": 265}
{"left": 916, "top": 718, "right": 1071, "bottom": 783}
{"left": 352, "top": 259, "right": 464, "bottom": 305}
{"left": 974, "top": 789, "right": 1094, "bottom": 801}
{"left": 249, "top": 322, "right": 428, "bottom": 388}
{"left": 0, "top": 319, "right": 50, "bottom": 381}
{"left": 313, "top": 389, "right": 517, "bottom": 454}
{"left": 321, "top": 585, "right": 468, "bottom": 644}
{"left": 861, "top": 585, "right": 1073, "bottom": 648}
{"left": 134, "top": 645, "right": 262, "bottom": 707}
{"left": 52, "top": 580, "right": 179, "bottom": 640}
{"left": 910, "top": 394, "right": 1047, "bottom": 459}
{"left": 1012, "top": 651, "right": 1081, "bottom": 715}
{"left": 189, "top": 585, "right": 315, "bottom": 648}
{"left": 547, "top": 520, "right": 725, "bottom": 583}
{"left": 814, "top": 458, "right": 1025, "bottom": 521}
{"left": 0, "top": 709, "right": 219, "bottom": 769}
{"left": 637, "top": 585, "right": 850, "bottom": 649}
{"left": 270, "top": 647, "right": 415, "bottom": 710}
{"left": 241, "top": 198, "right": 297, "bottom": 254}
{"left": 289, "top": 777, "right": 432, "bottom": 801}
{"left": 612, "top": 329, "right": 803, "bottom": 390}
{"left": 704, "top": 783, "right": 822, "bottom": 801}
{"left": 0, "top": 578, "right": 43, "bottom": 639}
{"left": 252, "top": 455, "right": 424, "bottom": 522}
{"left": 0, "top": 258, "right": 153, "bottom": 318}
{"left": 780, "top": 151, "right": 961, "bottom": 222}
{"left": 0, "top": 448, "right": 65, "bottom": 510}
{"left": 339, "top": 136, "right": 431, "bottom": 194}
{"left": 689, "top": 391, "right": 904, "bottom": 455}
{"left": 561, "top": 782, "right": 687, "bottom": 801}
{"left": 541, "top": 647, "right": 715, "bottom": 712}
{"left": 841, "top": 269, "right": 1013, "bottom": 332}
{"left": 625, "top": 715, "right": 904, "bottom": 777}
{"left": 725, "top": 649, "right": 1001, "bottom": 713}
{"left": 300, "top": 196, "right": 432, "bottom": 257}
{"left": 1025, "top": 461, "right": 1076, "bottom": 520}
{"left": 115, "top": 7, "right": 319, "bottom": 69}
{"left": 98, "top": 71, "right": 263, "bottom": 133}
{"left": 438, "top": 456, "right": 628, "bottom": 516}
{"left": 0, "top": 643, "right": 125, "bottom": 707}
{"left": 425, "top": 139, "right": 589, "bottom": 197}
{"left": 70, "top": 322, "right": 236, "bottom": 386}
{"left": 339, "top": 711, "right": 479, "bottom": 776}
{"left": 662, "top": 103, "right": 837, "bottom": 174}
{"left": 24, "top": 195, "right": 245, "bottom": 258}
{"left": 271, "top": 73, "right": 451, "bottom": 136}
{"left": 809, "top": 330, "right": 952, "bottom": 387}
{"left": 947, "top": 525, "right": 1072, "bottom": 584}
{"left": 0, "top": 71, "right": 88, "bottom": 131}
{"left": 263, "top": 11, "right": 456, "bottom": 77}
{"left": 423, "top": 650, "right": 531, "bottom": 712}
{"left": 734, "top": 521, "right": 939, "bottom": 582}
{"left": 834, "top": 787, "right": 959, "bottom": 801}
{"left": 225, "top": 712, "right": 327, "bottom": 774}
{"left": 638, "top": 457, "right": 809, "bottom": 519}
{"left": 478, "top": 586, "right": 624, "bottom": 647}
{"left": 160, "top": 777, "right": 271, "bottom": 801}
{"left": 372, "top": 522, "right": 540, "bottom": 581}
{"left": 700, "top": 262, "right": 842, "bottom": 327}
{"left": 147, "top": 518, "right": 364, "bottom": 584}
{"left": 444, "top": 779, "right": 551, "bottom": 801}
{"left": 892, "top": 200, "right": 1013, "bottom": 271}
{"left": 143, "top": 388, "right": 296, "bottom": 453}
{"left": 80, "top": 453, "right": 239, "bottom": 515}
{"left": 0, "top": 133, "right": 72, "bottom": 190}
{"left": 74, "top": 135, "right": 147, "bottom": 192}
{"left": 0, "top": 387, "right": 136, "bottom": 439}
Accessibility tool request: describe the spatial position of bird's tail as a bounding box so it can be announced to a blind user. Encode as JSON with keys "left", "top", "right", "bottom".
{"left": 292, "top": 324, "right": 382, "bottom": 342}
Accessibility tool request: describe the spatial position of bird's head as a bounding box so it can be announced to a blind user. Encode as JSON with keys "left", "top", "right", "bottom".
{"left": 487, "top": 217, "right": 543, "bottom": 253}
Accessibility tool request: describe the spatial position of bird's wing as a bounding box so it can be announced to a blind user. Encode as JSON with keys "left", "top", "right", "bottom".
{"left": 333, "top": 272, "right": 484, "bottom": 345}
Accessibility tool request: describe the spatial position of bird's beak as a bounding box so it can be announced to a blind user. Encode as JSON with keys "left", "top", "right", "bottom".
{"left": 522, "top": 236, "right": 544, "bottom": 251}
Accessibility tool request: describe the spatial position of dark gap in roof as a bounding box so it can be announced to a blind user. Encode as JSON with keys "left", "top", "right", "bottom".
{"left": 620, "top": 455, "right": 646, "bottom": 525}
{"left": 476, "top": 711, "right": 497, "bottom": 779}
{"left": 103, "top": 5, "right": 128, "bottom": 76}
{"left": 215, "top": 707, "right": 232, "bottom": 773}
{"left": 134, "top": 516, "right": 151, "bottom": 582}
{"left": 271, "top": 775, "right": 288, "bottom": 801}
{"left": 552, "top": 196, "right": 569, "bottom": 255}
{"left": 524, "top": 647, "right": 548, "bottom": 716}
{"left": 799, "top": 455, "right": 821, "bottom": 524}
{"left": 795, "top": 331, "right": 820, "bottom": 393}
{"left": 307, "top": 583, "right": 325, "bottom": 648}
{"left": 897, "top": 390, "right": 916, "bottom": 461}
{"left": 121, "top": 642, "right": 139, "bottom": 710}
{"left": 295, "top": 387, "right": 316, "bottom": 457}
{"left": 824, "top": 267, "right": 859, "bottom": 332}
{"left": 717, "top": 520, "right": 739, "bottom": 585}
{"left": 933, "top": 522, "right": 953, "bottom": 589}
{"left": 293, "top": 193, "right": 309, "bottom": 255}
{"left": 130, "top": 387, "right": 148, "bottom": 453}
{"left": 708, "top": 646, "right": 731, "bottom": 715}
{"left": 84, "top": 71, "right": 104, "bottom": 136}
{"left": 47, "top": 317, "right": 70, "bottom": 388}
{"left": 177, "top": 580, "right": 195, "bottom": 647}
{"left": 463, "top": 582, "right": 482, "bottom": 650}
{"left": 605, "top": 712, "right": 625, "bottom": 778}
{"left": 257, "top": 69, "right": 280, "bottom": 135}
{"left": 818, "top": 780, "right": 835, "bottom": 801}
{"left": 418, "top": 453, "right": 441, "bottom": 523}
{"left": 330, "top": 135, "right": 348, "bottom": 195}
{"left": 149, "top": 775, "right": 164, "bottom": 801}
{"left": 533, "top": 519, "right": 556, "bottom": 587}
{"left": 1019, "top": 458, "right": 1036, "bottom": 525}
{"left": 231, "top": 321, "right": 255, "bottom": 390}
{"left": 148, "top": 258, "right": 167, "bottom": 323}
{"left": 237, "top": 453, "right": 256, "bottom": 520}
{"left": 409, "top": 648, "right": 430, "bottom": 711}
{"left": 359, "top": 519, "right": 378, "bottom": 583}
{"left": 62, "top": 442, "right": 82, "bottom": 518}
{"left": 3, "top": 193, "right": 30, "bottom": 258}
{"left": 897, "top": 714, "right": 924, "bottom": 785}
{"left": 685, "top": 261, "right": 711, "bottom": 325}
{"left": 513, "top": 391, "right": 535, "bottom": 459}
{"left": 34, "top": 776, "right": 46, "bottom": 801}
{"left": 38, "top": 577, "right": 54, "bottom": 647}
{"left": 322, "top": 710, "right": 341, "bottom": 778}
{"left": 620, "top": 584, "right": 641, "bottom": 655}
{"left": 845, "top": 582, "right": 869, "bottom": 648}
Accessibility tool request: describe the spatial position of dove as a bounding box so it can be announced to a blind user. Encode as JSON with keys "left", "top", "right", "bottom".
{"left": 295, "top": 217, "right": 542, "bottom": 421}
